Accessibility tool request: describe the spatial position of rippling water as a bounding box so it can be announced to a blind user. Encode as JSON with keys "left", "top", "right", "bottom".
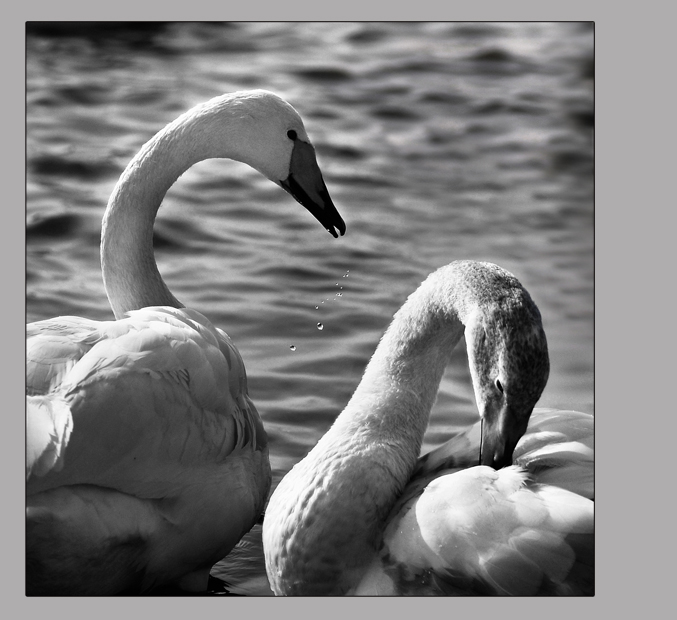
{"left": 26, "top": 21, "right": 594, "bottom": 595}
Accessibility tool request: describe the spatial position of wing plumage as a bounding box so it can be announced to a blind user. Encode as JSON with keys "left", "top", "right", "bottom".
{"left": 26, "top": 306, "right": 270, "bottom": 594}
{"left": 356, "top": 410, "right": 594, "bottom": 596}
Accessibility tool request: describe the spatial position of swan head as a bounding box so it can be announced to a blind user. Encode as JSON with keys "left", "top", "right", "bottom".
{"left": 190, "top": 90, "right": 346, "bottom": 237}
{"left": 465, "top": 293, "right": 550, "bottom": 470}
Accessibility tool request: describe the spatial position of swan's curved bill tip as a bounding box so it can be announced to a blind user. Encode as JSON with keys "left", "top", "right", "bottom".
{"left": 327, "top": 219, "right": 346, "bottom": 238}
{"left": 479, "top": 408, "right": 530, "bottom": 470}
{"left": 279, "top": 173, "right": 346, "bottom": 239}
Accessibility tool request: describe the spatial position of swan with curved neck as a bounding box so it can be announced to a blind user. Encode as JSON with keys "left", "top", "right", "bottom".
{"left": 100, "top": 90, "right": 345, "bottom": 318}
{"left": 26, "top": 90, "right": 345, "bottom": 595}
{"left": 262, "top": 261, "right": 594, "bottom": 595}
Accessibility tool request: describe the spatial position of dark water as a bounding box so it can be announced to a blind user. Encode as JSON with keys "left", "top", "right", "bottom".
{"left": 26, "top": 21, "right": 594, "bottom": 595}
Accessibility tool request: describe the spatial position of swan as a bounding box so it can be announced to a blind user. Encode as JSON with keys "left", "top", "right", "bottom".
{"left": 26, "top": 89, "right": 346, "bottom": 595}
{"left": 262, "top": 260, "right": 594, "bottom": 596}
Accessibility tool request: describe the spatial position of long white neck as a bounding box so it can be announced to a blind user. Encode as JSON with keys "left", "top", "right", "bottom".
{"left": 101, "top": 126, "right": 189, "bottom": 318}
{"left": 264, "top": 266, "right": 475, "bottom": 594}
{"left": 100, "top": 95, "right": 265, "bottom": 319}
{"left": 327, "top": 280, "right": 468, "bottom": 473}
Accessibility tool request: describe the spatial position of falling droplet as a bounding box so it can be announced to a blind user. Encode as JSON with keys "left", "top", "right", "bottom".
{"left": 317, "top": 323, "right": 324, "bottom": 330}
{"left": 289, "top": 345, "right": 296, "bottom": 351}
{"left": 336, "top": 292, "right": 343, "bottom": 297}
{"left": 315, "top": 305, "right": 319, "bottom": 310}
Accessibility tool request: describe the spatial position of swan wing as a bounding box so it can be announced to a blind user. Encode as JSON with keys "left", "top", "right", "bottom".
{"left": 356, "top": 409, "right": 594, "bottom": 596}
{"left": 27, "top": 316, "right": 103, "bottom": 395}
{"left": 358, "top": 465, "right": 593, "bottom": 596}
{"left": 514, "top": 409, "right": 594, "bottom": 499}
{"left": 26, "top": 306, "right": 268, "bottom": 498}
{"left": 26, "top": 307, "right": 271, "bottom": 593}
{"left": 26, "top": 395, "right": 73, "bottom": 479}
{"left": 26, "top": 316, "right": 104, "bottom": 479}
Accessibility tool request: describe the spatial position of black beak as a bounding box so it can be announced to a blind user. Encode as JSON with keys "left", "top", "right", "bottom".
{"left": 479, "top": 405, "right": 529, "bottom": 470}
{"left": 279, "top": 140, "right": 346, "bottom": 238}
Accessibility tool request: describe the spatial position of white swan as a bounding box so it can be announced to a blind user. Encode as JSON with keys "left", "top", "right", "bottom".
{"left": 262, "top": 261, "right": 594, "bottom": 596}
{"left": 26, "top": 90, "right": 346, "bottom": 595}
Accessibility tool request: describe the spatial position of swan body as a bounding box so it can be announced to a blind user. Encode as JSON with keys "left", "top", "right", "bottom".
{"left": 262, "top": 261, "right": 594, "bottom": 596}
{"left": 26, "top": 90, "right": 345, "bottom": 595}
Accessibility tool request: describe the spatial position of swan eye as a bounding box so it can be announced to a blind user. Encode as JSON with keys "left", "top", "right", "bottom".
{"left": 495, "top": 378, "right": 504, "bottom": 393}
{"left": 287, "top": 130, "right": 297, "bottom": 140}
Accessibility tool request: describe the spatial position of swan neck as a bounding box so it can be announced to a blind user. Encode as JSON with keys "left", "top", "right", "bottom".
{"left": 100, "top": 113, "right": 217, "bottom": 319}
{"left": 335, "top": 284, "right": 466, "bottom": 459}
{"left": 264, "top": 277, "right": 468, "bottom": 594}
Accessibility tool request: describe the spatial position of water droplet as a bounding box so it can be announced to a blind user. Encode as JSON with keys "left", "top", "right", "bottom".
{"left": 315, "top": 305, "right": 319, "bottom": 310}
{"left": 289, "top": 345, "right": 296, "bottom": 351}
{"left": 336, "top": 292, "right": 343, "bottom": 297}
{"left": 317, "top": 323, "right": 324, "bottom": 330}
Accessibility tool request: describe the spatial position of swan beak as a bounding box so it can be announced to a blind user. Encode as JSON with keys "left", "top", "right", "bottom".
{"left": 479, "top": 406, "right": 529, "bottom": 470}
{"left": 279, "top": 140, "right": 346, "bottom": 238}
